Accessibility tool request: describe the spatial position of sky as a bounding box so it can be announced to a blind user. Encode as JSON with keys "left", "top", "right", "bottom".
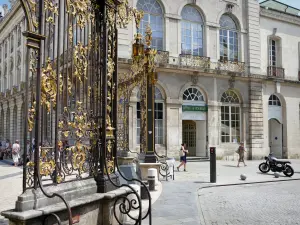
{"left": 1, "top": 0, "right": 300, "bottom": 10}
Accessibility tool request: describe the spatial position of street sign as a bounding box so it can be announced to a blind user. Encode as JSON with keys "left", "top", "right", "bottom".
{"left": 182, "top": 105, "right": 208, "bottom": 112}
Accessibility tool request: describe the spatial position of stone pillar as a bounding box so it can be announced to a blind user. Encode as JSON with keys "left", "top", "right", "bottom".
{"left": 248, "top": 81, "right": 264, "bottom": 160}
{"left": 166, "top": 99, "right": 182, "bottom": 158}
{"left": 207, "top": 103, "right": 219, "bottom": 147}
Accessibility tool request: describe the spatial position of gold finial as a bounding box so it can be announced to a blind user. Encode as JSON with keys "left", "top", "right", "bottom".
{"left": 145, "top": 24, "right": 152, "bottom": 48}
{"left": 133, "top": 9, "right": 144, "bottom": 32}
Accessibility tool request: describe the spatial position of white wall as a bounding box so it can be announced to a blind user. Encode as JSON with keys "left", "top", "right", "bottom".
{"left": 260, "top": 16, "right": 300, "bottom": 80}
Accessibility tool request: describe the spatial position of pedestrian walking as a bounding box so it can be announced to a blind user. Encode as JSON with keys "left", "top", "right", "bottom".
{"left": 236, "top": 142, "right": 247, "bottom": 167}
{"left": 177, "top": 143, "right": 188, "bottom": 172}
{"left": 12, "top": 140, "right": 21, "bottom": 167}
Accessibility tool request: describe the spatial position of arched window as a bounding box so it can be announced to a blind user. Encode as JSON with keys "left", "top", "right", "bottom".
{"left": 137, "top": 86, "right": 164, "bottom": 144}
{"left": 137, "top": 0, "right": 164, "bottom": 50}
{"left": 220, "top": 90, "right": 240, "bottom": 143}
{"left": 183, "top": 87, "right": 204, "bottom": 101}
{"left": 181, "top": 5, "right": 204, "bottom": 56}
{"left": 269, "top": 95, "right": 281, "bottom": 106}
{"left": 219, "top": 14, "right": 238, "bottom": 62}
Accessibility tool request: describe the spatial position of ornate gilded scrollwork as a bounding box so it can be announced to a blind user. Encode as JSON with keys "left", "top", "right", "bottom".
{"left": 28, "top": 101, "right": 36, "bottom": 132}
{"left": 74, "top": 42, "right": 88, "bottom": 83}
{"left": 45, "top": 0, "right": 59, "bottom": 24}
{"left": 41, "top": 58, "right": 59, "bottom": 111}
{"left": 68, "top": 0, "right": 92, "bottom": 29}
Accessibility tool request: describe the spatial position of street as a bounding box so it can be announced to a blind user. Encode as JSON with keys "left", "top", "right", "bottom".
{"left": 199, "top": 181, "right": 300, "bottom": 225}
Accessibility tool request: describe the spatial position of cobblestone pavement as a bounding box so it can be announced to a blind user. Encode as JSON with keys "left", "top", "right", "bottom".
{"left": 198, "top": 181, "right": 300, "bottom": 225}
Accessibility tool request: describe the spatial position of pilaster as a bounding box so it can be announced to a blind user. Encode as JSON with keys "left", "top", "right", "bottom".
{"left": 248, "top": 81, "right": 264, "bottom": 159}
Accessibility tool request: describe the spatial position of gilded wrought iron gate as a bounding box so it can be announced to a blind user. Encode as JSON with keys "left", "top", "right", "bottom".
{"left": 20, "top": 0, "right": 151, "bottom": 224}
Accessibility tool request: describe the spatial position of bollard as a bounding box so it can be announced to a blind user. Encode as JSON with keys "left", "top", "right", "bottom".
{"left": 210, "top": 147, "right": 216, "bottom": 183}
{"left": 148, "top": 175, "right": 155, "bottom": 191}
{"left": 141, "top": 182, "right": 149, "bottom": 199}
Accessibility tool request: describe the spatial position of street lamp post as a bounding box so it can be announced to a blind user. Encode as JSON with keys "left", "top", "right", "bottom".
{"left": 144, "top": 27, "right": 157, "bottom": 163}
{"left": 132, "top": 25, "right": 157, "bottom": 163}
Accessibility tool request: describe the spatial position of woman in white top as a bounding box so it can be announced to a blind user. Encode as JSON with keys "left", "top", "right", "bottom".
{"left": 12, "top": 140, "right": 20, "bottom": 167}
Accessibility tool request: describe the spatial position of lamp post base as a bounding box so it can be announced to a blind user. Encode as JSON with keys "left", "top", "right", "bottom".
{"left": 144, "top": 153, "right": 157, "bottom": 163}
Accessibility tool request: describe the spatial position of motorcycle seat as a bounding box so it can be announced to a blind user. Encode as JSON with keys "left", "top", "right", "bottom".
{"left": 274, "top": 159, "right": 291, "bottom": 164}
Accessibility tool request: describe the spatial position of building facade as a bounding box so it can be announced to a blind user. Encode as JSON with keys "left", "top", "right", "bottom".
{"left": 118, "top": 0, "right": 300, "bottom": 159}
{"left": 0, "top": 1, "right": 26, "bottom": 149}
{"left": 1, "top": 0, "right": 300, "bottom": 159}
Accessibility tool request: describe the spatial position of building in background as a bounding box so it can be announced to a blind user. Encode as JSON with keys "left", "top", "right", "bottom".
{"left": 1, "top": 0, "right": 300, "bottom": 159}
{"left": 118, "top": 0, "right": 300, "bottom": 159}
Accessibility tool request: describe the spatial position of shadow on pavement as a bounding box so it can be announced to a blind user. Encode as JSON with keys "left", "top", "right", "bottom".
{"left": 222, "top": 165, "right": 238, "bottom": 168}
{"left": 194, "top": 181, "right": 211, "bottom": 184}
{"left": 256, "top": 172, "right": 285, "bottom": 177}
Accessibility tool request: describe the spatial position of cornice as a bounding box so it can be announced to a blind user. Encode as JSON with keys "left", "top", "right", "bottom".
{"left": 260, "top": 8, "right": 300, "bottom": 26}
{"left": 0, "top": 1, "right": 23, "bottom": 34}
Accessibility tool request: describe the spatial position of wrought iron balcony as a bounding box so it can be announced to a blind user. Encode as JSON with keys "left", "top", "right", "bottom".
{"left": 267, "top": 66, "right": 285, "bottom": 79}
{"left": 179, "top": 54, "right": 210, "bottom": 69}
{"left": 155, "top": 50, "right": 169, "bottom": 65}
{"left": 210, "top": 60, "right": 245, "bottom": 74}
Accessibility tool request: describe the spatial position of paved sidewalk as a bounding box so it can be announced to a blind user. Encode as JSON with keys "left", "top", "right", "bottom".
{"left": 145, "top": 159, "right": 300, "bottom": 225}
{"left": 0, "top": 161, "right": 23, "bottom": 225}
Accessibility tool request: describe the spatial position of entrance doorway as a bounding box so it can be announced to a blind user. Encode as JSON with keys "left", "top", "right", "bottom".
{"left": 182, "top": 120, "right": 206, "bottom": 157}
{"left": 269, "top": 119, "right": 283, "bottom": 158}
{"left": 183, "top": 120, "right": 196, "bottom": 156}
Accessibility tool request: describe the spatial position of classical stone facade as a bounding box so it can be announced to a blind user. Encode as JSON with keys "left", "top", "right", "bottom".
{"left": 0, "top": 2, "right": 26, "bottom": 149}
{"left": 118, "top": 0, "right": 300, "bottom": 160}
{"left": 1, "top": 0, "right": 300, "bottom": 159}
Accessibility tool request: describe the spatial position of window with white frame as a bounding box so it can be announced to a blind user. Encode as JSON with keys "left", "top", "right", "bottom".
{"left": 137, "top": 0, "right": 164, "bottom": 50}
{"left": 220, "top": 90, "right": 240, "bottom": 143}
{"left": 183, "top": 87, "right": 204, "bottom": 101}
{"left": 269, "top": 39, "right": 277, "bottom": 67}
{"left": 137, "top": 86, "right": 164, "bottom": 145}
{"left": 268, "top": 94, "right": 281, "bottom": 106}
{"left": 181, "top": 5, "right": 203, "bottom": 56}
{"left": 219, "top": 14, "right": 238, "bottom": 62}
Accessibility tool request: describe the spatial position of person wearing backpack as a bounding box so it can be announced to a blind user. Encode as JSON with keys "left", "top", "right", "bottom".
{"left": 177, "top": 143, "right": 188, "bottom": 172}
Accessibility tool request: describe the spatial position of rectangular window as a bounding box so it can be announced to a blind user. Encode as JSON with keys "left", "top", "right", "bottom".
{"left": 220, "top": 30, "right": 238, "bottom": 62}
{"left": 136, "top": 102, "right": 164, "bottom": 145}
{"left": 221, "top": 106, "right": 240, "bottom": 143}
{"left": 269, "top": 39, "right": 276, "bottom": 67}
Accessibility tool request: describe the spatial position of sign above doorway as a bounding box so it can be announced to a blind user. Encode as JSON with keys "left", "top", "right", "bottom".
{"left": 182, "top": 105, "right": 208, "bottom": 112}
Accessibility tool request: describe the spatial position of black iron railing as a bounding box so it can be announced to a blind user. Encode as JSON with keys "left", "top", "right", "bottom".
{"left": 267, "top": 66, "right": 285, "bottom": 78}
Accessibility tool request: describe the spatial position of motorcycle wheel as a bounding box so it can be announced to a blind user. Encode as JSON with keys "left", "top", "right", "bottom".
{"left": 283, "top": 165, "right": 294, "bottom": 177}
{"left": 259, "top": 163, "right": 270, "bottom": 173}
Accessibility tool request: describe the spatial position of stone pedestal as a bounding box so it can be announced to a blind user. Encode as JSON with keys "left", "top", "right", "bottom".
{"left": 117, "top": 156, "right": 135, "bottom": 165}
{"left": 138, "top": 163, "right": 161, "bottom": 181}
{"left": 96, "top": 173, "right": 120, "bottom": 193}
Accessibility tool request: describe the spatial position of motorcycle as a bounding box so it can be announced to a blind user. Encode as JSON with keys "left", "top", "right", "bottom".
{"left": 258, "top": 153, "right": 294, "bottom": 177}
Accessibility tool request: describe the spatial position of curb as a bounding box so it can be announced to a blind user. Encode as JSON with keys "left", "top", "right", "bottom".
{"left": 197, "top": 178, "right": 300, "bottom": 225}
{"left": 197, "top": 177, "right": 300, "bottom": 191}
